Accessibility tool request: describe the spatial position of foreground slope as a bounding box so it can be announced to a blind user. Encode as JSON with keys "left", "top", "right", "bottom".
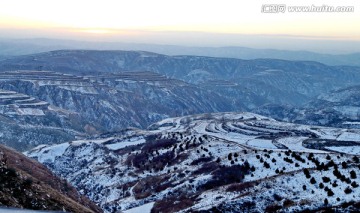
{"left": 26, "top": 112, "right": 360, "bottom": 212}
{"left": 0, "top": 145, "right": 102, "bottom": 212}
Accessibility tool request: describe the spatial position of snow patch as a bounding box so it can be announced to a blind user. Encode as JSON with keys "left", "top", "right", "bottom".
{"left": 123, "top": 202, "right": 155, "bottom": 213}
{"left": 246, "top": 139, "right": 278, "bottom": 149}
{"left": 337, "top": 131, "right": 360, "bottom": 141}
{"left": 26, "top": 143, "right": 70, "bottom": 163}
{"left": 106, "top": 138, "right": 146, "bottom": 150}
{"left": 17, "top": 108, "right": 45, "bottom": 116}
{"left": 326, "top": 146, "right": 360, "bottom": 155}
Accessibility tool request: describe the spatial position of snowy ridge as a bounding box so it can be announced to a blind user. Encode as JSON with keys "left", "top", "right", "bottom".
{"left": 26, "top": 112, "right": 360, "bottom": 212}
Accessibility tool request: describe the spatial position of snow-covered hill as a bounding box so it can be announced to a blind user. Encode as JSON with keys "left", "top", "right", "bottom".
{"left": 26, "top": 112, "right": 360, "bottom": 212}
{"left": 255, "top": 85, "right": 360, "bottom": 129}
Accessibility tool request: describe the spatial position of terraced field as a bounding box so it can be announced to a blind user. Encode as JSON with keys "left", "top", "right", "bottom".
{"left": 0, "top": 89, "right": 49, "bottom": 115}
{"left": 26, "top": 112, "right": 360, "bottom": 212}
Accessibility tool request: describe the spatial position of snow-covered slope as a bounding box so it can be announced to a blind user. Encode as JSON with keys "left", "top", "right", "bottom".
{"left": 26, "top": 112, "right": 360, "bottom": 212}
{"left": 0, "top": 70, "right": 232, "bottom": 133}
{"left": 0, "top": 87, "right": 88, "bottom": 151}
{"left": 0, "top": 70, "right": 234, "bottom": 151}
{"left": 255, "top": 85, "right": 360, "bottom": 129}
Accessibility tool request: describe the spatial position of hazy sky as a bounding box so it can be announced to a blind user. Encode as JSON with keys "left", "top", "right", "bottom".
{"left": 0, "top": 0, "right": 359, "bottom": 53}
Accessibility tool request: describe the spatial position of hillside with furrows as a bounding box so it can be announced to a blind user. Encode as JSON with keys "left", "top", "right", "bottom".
{"left": 0, "top": 88, "right": 86, "bottom": 150}
{"left": 0, "top": 70, "right": 231, "bottom": 150}
{"left": 26, "top": 112, "right": 360, "bottom": 212}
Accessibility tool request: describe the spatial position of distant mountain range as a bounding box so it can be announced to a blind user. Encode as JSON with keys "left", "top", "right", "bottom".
{"left": 2, "top": 50, "right": 360, "bottom": 109}
{"left": 1, "top": 38, "right": 360, "bottom": 66}
{"left": 1, "top": 50, "right": 360, "bottom": 150}
{"left": 1, "top": 48, "right": 360, "bottom": 212}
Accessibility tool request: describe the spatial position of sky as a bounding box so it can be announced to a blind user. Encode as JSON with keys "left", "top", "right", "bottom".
{"left": 0, "top": 0, "right": 359, "bottom": 53}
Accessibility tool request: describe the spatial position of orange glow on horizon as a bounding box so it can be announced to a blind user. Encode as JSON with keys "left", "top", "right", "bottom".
{"left": 0, "top": 0, "right": 359, "bottom": 42}
{"left": 78, "top": 29, "right": 112, "bottom": 34}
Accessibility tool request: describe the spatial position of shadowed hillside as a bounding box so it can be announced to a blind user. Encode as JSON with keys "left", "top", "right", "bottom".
{"left": 0, "top": 145, "right": 102, "bottom": 213}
